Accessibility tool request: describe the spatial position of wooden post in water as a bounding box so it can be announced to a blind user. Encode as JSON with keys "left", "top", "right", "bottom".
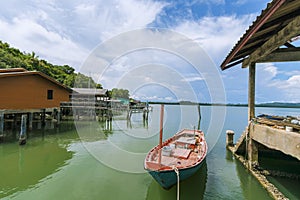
{"left": 248, "top": 62, "right": 256, "bottom": 121}
{"left": 158, "top": 104, "right": 164, "bottom": 165}
{"left": 226, "top": 130, "right": 234, "bottom": 147}
{"left": 197, "top": 104, "right": 201, "bottom": 130}
{"left": 247, "top": 63, "right": 258, "bottom": 169}
{"left": 19, "top": 114, "right": 27, "bottom": 145}
{"left": 159, "top": 104, "right": 164, "bottom": 148}
{"left": 41, "top": 109, "right": 46, "bottom": 127}
{"left": 28, "top": 112, "right": 33, "bottom": 131}
{"left": 0, "top": 112, "right": 4, "bottom": 142}
{"left": 247, "top": 123, "right": 258, "bottom": 169}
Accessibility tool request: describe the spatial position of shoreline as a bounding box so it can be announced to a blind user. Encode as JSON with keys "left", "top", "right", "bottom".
{"left": 148, "top": 102, "right": 300, "bottom": 109}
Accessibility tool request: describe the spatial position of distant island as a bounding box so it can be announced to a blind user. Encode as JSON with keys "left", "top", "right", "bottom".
{"left": 149, "top": 101, "right": 300, "bottom": 108}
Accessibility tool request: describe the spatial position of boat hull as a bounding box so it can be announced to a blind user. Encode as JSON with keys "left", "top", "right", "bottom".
{"left": 144, "top": 129, "right": 207, "bottom": 189}
{"left": 147, "top": 159, "right": 205, "bottom": 189}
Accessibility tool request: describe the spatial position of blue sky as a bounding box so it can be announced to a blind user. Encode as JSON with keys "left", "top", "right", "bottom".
{"left": 0, "top": 0, "right": 299, "bottom": 103}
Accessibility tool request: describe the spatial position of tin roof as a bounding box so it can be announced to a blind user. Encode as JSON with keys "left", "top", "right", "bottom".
{"left": 0, "top": 68, "right": 72, "bottom": 92}
{"left": 72, "top": 88, "right": 108, "bottom": 96}
{"left": 221, "top": 0, "right": 300, "bottom": 70}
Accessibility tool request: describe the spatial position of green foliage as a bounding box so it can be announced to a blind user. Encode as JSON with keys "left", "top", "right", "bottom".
{"left": 0, "top": 40, "right": 98, "bottom": 88}
{"left": 110, "top": 88, "right": 130, "bottom": 99}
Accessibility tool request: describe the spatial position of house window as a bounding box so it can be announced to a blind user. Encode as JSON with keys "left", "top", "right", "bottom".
{"left": 47, "top": 90, "right": 53, "bottom": 100}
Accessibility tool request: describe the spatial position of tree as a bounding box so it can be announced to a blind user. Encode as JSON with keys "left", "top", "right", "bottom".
{"left": 110, "top": 88, "right": 130, "bottom": 99}
{"left": 0, "top": 40, "right": 103, "bottom": 89}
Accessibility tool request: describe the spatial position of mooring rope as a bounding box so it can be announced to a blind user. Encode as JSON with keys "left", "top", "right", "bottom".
{"left": 173, "top": 166, "right": 180, "bottom": 200}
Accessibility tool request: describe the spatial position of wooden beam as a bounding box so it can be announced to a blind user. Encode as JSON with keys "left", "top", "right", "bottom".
{"left": 248, "top": 63, "right": 256, "bottom": 121}
{"left": 242, "top": 15, "right": 300, "bottom": 68}
{"left": 257, "top": 47, "right": 300, "bottom": 63}
{"left": 283, "top": 42, "right": 295, "bottom": 48}
{"left": 221, "top": 0, "right": 286, "bottom": 70}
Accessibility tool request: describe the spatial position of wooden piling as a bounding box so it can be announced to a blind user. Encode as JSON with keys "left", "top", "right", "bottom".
{"left": 248, "top": 63, "right": 256, "bottom": 121}
{"left": 28, "top": 112, "right": 33, "bottom": 131}
{"left": 0, "top": 112, "right": 4, "bottom": 142}
{"left": 226, "top": 130, "right": 235, "bottom": 147}
{"left": 41, "top": 109, "right": 46, "bottom": 127}
{"left": 197, "top": 104, "right": 201, "bottom": 130}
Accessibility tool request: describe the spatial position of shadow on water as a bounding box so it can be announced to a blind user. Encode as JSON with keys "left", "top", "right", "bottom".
{"left": 234, "top": 153, "right": 273, "bottom": 200}
{"left": 259, "top": 154, "right": 300, "bottom": 199}
{"left": 146, "top": 161, "right": 207, "bottom": 200}
{"left": 0, "top": 123, "right": 76, "bottom": 199}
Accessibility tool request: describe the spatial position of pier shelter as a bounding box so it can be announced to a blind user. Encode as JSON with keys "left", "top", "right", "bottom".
{"left": 221, "top": 0, "right": 300, "bottom": 162}
{"left": 0, "top": 68, "right": 71, "bottom": 110}
{"left": 221, "top": 1, "right": 300, "bottom": 197}
{"left": 61, "top": 88, "right": 112, "bottom": 121}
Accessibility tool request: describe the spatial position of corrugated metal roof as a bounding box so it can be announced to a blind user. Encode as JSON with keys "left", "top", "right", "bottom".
{"left": 72, "top": 88, "right": 108, "bottom": 96}
{"left": 0, "top": 68, "right": 27, "bottom": 73}
{"left": 221, "top": 0, "right": 300, "bottom": 70}
{"left": 0, "top": 69, "right": 72, "bottom": 92}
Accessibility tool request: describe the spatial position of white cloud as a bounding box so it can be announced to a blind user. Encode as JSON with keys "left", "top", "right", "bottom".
{"left": 255, "top": 63, "right": 300, "bottom": 102}
{"left": 263, "top": 64, "right": 278, "bottom": 78}
{"left": 274, "top": 75, "right": 300, "bottom": 102}
{"left": 285, "top": 75, "right": 300, "bottom": 87}
{"left": 0, "top": 17, "right": 88, "bottom": 68}
{"left": 233, "top": 0, "right": 248, "bottom": 5}
{"left": 0, "top": 0, "right": 166, "bottom": 69}
{"left": 173, "top": 14, "right": 255, "bottom": 64}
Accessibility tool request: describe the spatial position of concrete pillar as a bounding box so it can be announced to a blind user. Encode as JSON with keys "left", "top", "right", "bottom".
{"left": 19, "top": 114, "right": 27, "bottom": 145}
{"left": 57, "top": 110, "right": 61, "bottom": 125}
{"left": 226, "top": 130, "right": 235, "bottom": 147}
{"left": 248, "top": 62, "right": 256, "bottom": 121}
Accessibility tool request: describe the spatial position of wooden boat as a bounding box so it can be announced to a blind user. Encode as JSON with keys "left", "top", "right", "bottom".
{"left": 144, "top": 129, "right": 207, "bottom": 189}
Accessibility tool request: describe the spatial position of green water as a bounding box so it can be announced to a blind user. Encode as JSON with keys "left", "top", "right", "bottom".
{"left": 0, "top": 105, "right": 299, "bottom": 200}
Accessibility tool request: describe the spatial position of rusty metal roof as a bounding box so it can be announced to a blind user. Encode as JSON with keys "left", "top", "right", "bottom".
{"left": 0, "top": 69, "right": 72, "bottom": 92}
{"left": 72, "top": 88, "right": 108, "bottom": 96}
{"left": 221, "top": 0, "right": 300, "bottom": 70}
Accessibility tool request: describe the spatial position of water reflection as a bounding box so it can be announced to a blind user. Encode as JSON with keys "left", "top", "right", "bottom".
{"left": 146, "top": 161, "right": 207, "bottom": 200}
{"left": 127, "top": 112, "right": 149, "bottom": 130}
{"left": 235, "top": 155, "right": 272, "bottom": 200}
{"left": 0, "top": 130, "right": 75, "bottom": 199}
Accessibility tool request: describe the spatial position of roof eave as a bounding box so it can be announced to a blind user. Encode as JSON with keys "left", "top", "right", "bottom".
{"left": 220, "top": 0, "right": 287, "bottom": 70}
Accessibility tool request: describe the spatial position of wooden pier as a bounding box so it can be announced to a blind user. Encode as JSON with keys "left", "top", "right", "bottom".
{"left": 0, "top": 108, "right": 61, "bottom": 144}
{"left": 127, "top": 102, "right": 150, "bottom": 122}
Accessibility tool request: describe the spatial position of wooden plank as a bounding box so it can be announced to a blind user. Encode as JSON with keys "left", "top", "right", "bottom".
{"left": 172, "top": 149, "right": 191, "bottom": 159}
{"left": 242, "top": 15, "right": 300, "bottom": 68}
{"left": 255, "top": 118, "right": 300, "bottom": 131}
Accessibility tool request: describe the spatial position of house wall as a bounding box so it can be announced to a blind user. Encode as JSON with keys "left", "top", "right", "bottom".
{"left": 0, "top": 74, "right": 70, "bottom": 109}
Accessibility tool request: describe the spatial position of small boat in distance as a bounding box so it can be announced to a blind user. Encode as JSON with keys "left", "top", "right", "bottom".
{"left": 144, "top": 105, "right": 207, "bottom": 189}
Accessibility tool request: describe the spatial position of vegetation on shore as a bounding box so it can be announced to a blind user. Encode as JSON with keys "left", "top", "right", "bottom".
{"left": 1, "top": 40, "right": 298, "bottom": 108}
{"left": 0, "top": 40, "right": 101, "bottom": 88}
{"left": 0, "top": 40, "right": 132, "bottom": 100}
{"left": 149, "top": 101, "right": 300, "bottom": 108}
